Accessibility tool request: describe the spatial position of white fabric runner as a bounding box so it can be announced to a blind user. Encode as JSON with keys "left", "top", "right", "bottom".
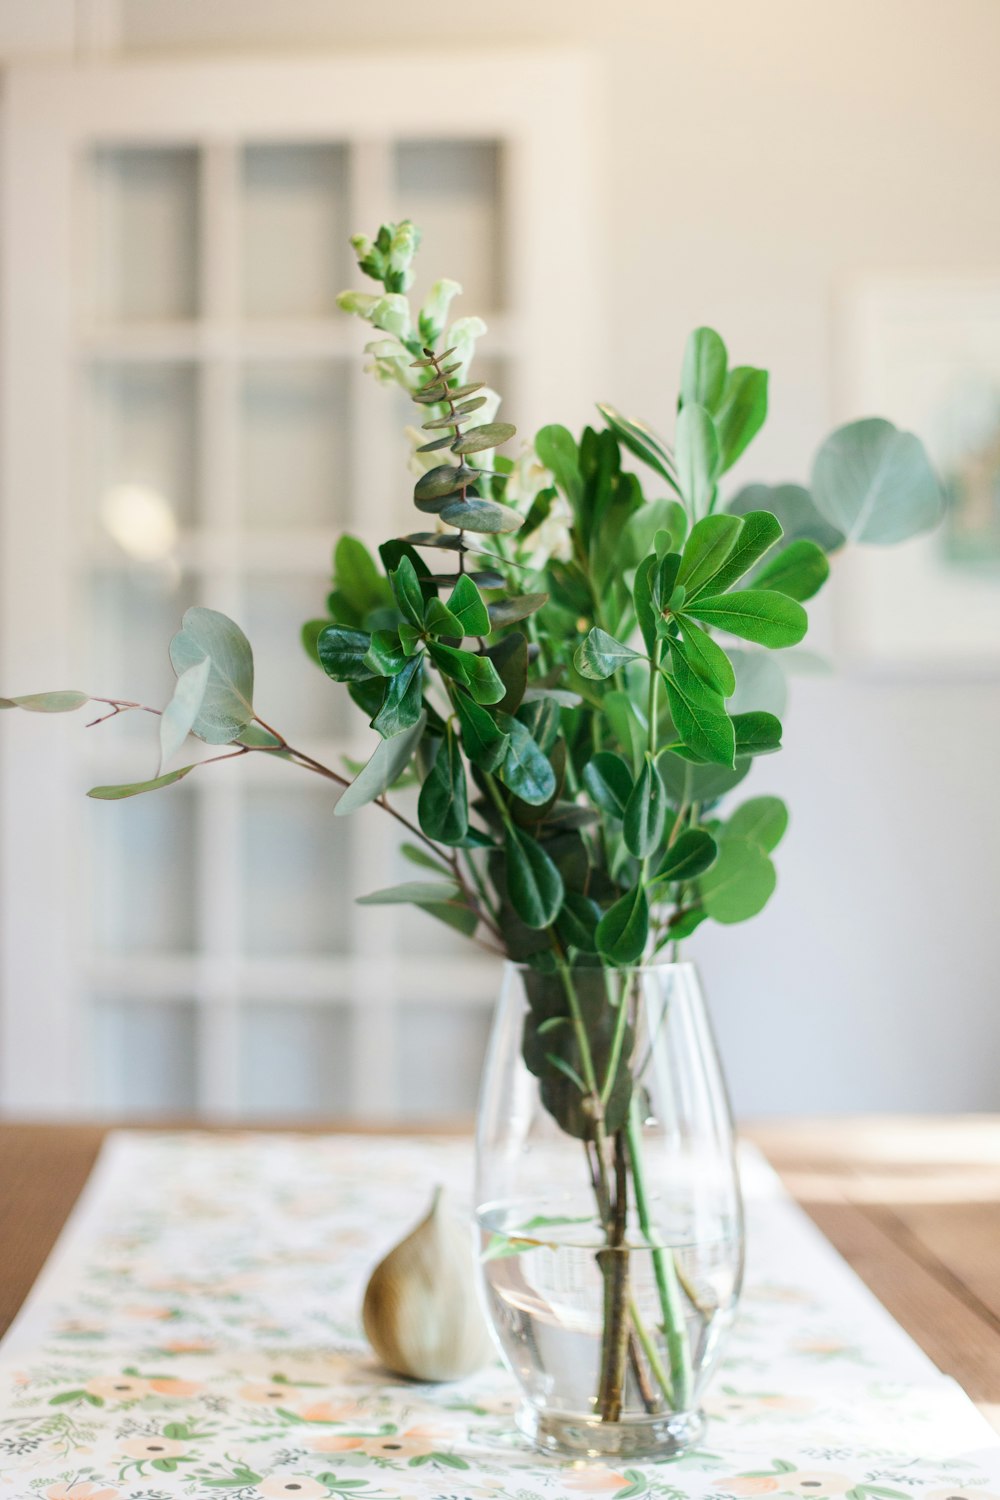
{"left": 0, "top": 1131, "right": 997, "bottom": 1500}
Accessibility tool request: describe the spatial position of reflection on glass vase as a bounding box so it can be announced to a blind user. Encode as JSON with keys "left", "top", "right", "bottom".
{"left": 475, "top": 961, "right": 744, "bottom": 1462}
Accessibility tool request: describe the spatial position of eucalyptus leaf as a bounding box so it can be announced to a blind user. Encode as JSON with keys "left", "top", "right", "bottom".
{"left": 88, "top": 766, "right": 196, "bottom": 800}
{"left": 334, "top": 713, "right": 426, "bottom": 817}
{"left": 811, "top": 417, "right": 944, "bottom": 544}
{"left": 168, "top": 607, "right": 255, "bottom": 745}
{"left": 358, "top": 880, "right": 462, "bottom": 905}
{"left": 414, "top": 462, "right": 478, "bottom": 502}
{"left": 726, "top": 795, "right": 788, "bottom": 852}
{"left": 575, "top": 627, "right": 643, "bottom": 680}
{"left": 728, "top": 482, "right": 844, "bottom": 552}
{"left": 158, "top": 656, "right": 210, "bottom": 776}
{"left": 0, "top": 690, "right": 90, "bottom": 713}
{"left": 487, "top": 593, "right": 548, "bottom": 628}
{"left": 439, "top": 497, "right": 523, "bottom": 534}
{"left": 452, "top": 421, "right": 517, "bottom": 454}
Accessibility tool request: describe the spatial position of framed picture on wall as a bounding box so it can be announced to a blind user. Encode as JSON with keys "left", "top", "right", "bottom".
{"left": 838, "top": 275, "right": 1000, "bottom": 671}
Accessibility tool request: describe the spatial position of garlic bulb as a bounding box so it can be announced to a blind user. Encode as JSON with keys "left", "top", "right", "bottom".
{"left": 362, "top": 1185, "right": 494, "bottom": 1381}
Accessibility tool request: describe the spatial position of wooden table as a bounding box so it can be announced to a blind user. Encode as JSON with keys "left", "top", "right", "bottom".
{"left": 2, "top": 1118, "right": 998, "bottom": 1431}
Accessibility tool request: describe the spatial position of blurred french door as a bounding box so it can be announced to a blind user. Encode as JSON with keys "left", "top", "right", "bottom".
{"left": 0, "top": 54, "right": 599, "bottom": 1118}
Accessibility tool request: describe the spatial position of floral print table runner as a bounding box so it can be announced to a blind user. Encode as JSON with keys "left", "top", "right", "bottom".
{"left": 0, "top": 1132, "right": 997, "bottom": 1500}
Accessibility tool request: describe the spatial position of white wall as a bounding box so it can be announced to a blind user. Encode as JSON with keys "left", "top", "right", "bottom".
{"left": 3, "top": 0, "right": 999, "bottom": 1113}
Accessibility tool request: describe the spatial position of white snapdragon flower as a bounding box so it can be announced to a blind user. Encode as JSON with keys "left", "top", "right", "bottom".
{"left": 403, "top": 424, "right": 442, "bottom": 478}
{"left": 445, "top": 316, "right": 488, "bottom": 383}
{"left": 419, "top": 279, "right": 462, "bottom": 346}
{"left": 369, "top": 294, "right": 412, "bottom": 343}
{"left": 506, "top": 443, "right": 575, "bottom": 568}
{"left": 336, "top": 289, "right": 379, "bottom": 318}
{"left": 363, "top": 337, "right": 414, "bottom": 389}
{"left": 388, "top": 221, "right": 420, "bottom": 285}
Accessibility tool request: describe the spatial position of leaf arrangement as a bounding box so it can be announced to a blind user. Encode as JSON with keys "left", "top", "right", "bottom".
{"left": 3, "top": 222, "right": 943, "bottom": 976}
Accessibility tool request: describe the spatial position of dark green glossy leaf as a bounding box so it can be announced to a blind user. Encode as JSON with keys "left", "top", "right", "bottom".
{"left": 706, "top": 509, "right": 783, "bottom": 594}
{"left": 423, "top": 597, "right": 465, "bottom": 638}
{"left": 574, "top": 627, "right": 643, "bottom": 680}
{"left": 364, "top": 629, "right": 408, "bottom": 676}
{"left": 596, "top": 404, "right": 679, "bottom": 491}
{"left": 555, "top": 890, "right": 602, "bottom": 953}
{"left": 716, "top": 366, "right": 768, "bottom": 473}
{"left": 582, "top": 751, "right": 634, "bottom": 818}
{"left": 416, "top": 432, "right": 457, "bottom": 453}
{"left": 673, "top": 620, "right": 736, "bottom": 697}
{"left": 667, "top": 906, "right": 708, "bottom": 940}
{"left": 447, "top": 574, "right": 490, "bottom": 636}
{"left": 88, "top": 766, "right": 195, "bottom": 800}
{"left": 335, "top": 713, "right": 426, "bottom": 817}
{"left": 417, "top": 727, "right": 468, "bottom": 845}
{"left": 623, "top": 754, "right": 667, "bottom": 858}
{"left": 496, "top": 714, "right": 557, "bottom": 805}
{"left": 332, "top": 535, "right": 394, "bottom": 618}
{"left": 389, "top": 556, "right": 426, "bottom": 628}
{"left": 505, "top": 825, "right": 564, "bottom": 928}
{"left": 515, "top": 697, "right": 561, "bottom": 755}
{"left": 439, "top": 497, "right": 523, "bottom": 534}
{"left": 427, "top": 641, "right": 505, "bottom": 704}
{"left": 651, "top": 828, "right": 718, "bottom": 883}
{"left": 596, "top": 885, "right": 649, "bottom": 965}
{"left": 676, "top": 514, "right": 743, "bottom": 598}
{"left": 732, "top": 710, "right": 782, "bottom": 756}
{"left": 699, "top": 835, "right": 776, "bottom": 923}
{"left": 658, "top": 749, "right": 750, "bottom": 805}
{"left": 454, "top": 690, "right": 510, "bottom": 772}
{"left": 726, "top": 795, "right": 788, "bottom": 852}
{"left": 317, "top": 625, "right": 375, "bottom": 683}
{"left": 664, "top": 656, "right": 735, "bottom": 768}
{"left": 753, "top": 538, "right": 830, "bottom": 601}
{"left": 452, "top": 421, "right": 517, "bottom": 454}
{"left": 633, "top": 555, "right": 658, "bottom": 655}
{"left": 675, "top": 403, "right": 720, "bottom": 515}
{"left": 486, "top": 632, "right": 528, "bottom": 714}
{"left": 687, "top": 589, "right": 807, "bottom": 648}
{"left": 371, "top": 653, "right": 423, "bottom": 737}
{"left": 487, "top": 592, "right": 548, "bottom": 628}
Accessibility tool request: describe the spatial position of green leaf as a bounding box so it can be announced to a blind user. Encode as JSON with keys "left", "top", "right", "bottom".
{"left": 168, "top": 607, "right": 255, "bottom": 744}
{"left": 664, "top": 656, "right": 735, "bottom": 768}
{"left": 706, "top": 509, "right": 783, "bottom": 594}
{"left": 596, "top": 404, "right": 679, "bottom": 489}
{"left": 496, "top": 713, "right": 557, "bottom": 805}
{"left": 447, "top": 574, "right": 490, "bottom": 636}
{"left": 602, "top": 689, "right": 646, "bottom": 772}
{"left": 673, "top": 620, "right": 736, "bottom": 697}
{"left": 439, "top": 497, "right": 523, "bottom": 534}
{"left": 371, "top": 653, "right": 423, "bottom": 737}
{"left": 487, "top": 592, "right": 548, "bottom": 628}
{"left": 333, "top": 534, "right": 394, "bottom": 617}
{"left": 505, "top": 825, "right": 564, "bottom": 928}
{"left": 389, "top": 557, "right": 426, "bottom": 628}
{"left": 158, "top": 656, "right": 210, "bottom": 775}
{"left": 699, "top": 836, "right": 776, "bottom": 923}
{"left": 732, "top": 710, "right": 782, "bottom": 756}
{"left": 623, "top": 755, "right": 667, "bottom": 858}
{"left": 620, "top": 498, "right": 687, "bottom": 569}
{"left": 401, "top": 841, "right": 452, "bottom": 873}
{"left": 659, "top": 748, "right": 750, "bottom": 805}
{"left": 582, "top": 751, "right": 634, "bottom": 818}
{"left": 753, "top": 537, "right": 830, "bottom": 601}
{"left": 0, "top": 690, "right": 89, "bottom": 713}
{"left": 88, "top": 766, "right": 196, "bottom": 800}
{"left": 556, "top": 890, "right": 602, "bottom": 953}
{"left": 357, "top": 880, "right": 468, "bottom": 916}
{"left": 811, "top": 416, "right": 944, "bottom": 543}
{"left": 633, "top": 555, "right": 659, "bottom": 655}
{"left": 535, "top": 424, "right": 582, "bottom": 507}
{"left": 452, "top": 421, "right": 517, "bottom": 454}
{"left": 417, "top": 727, "right": 468, "bottom": 845}
{"left": 364, "top": 629, "right": 408, "bottom": 676}
{"left": 687, "top": 589, "right": 807, "bottom": 648}
{"left": 423, "top": 597, "right": 465, "bottom": 638}
{"left": 728, "top": 482, "right": 844, "bottom": 552}
{"left": 414, "top": 462, "right": 478, "bottom": 502}
{"left": 427, "top": 641, "right": 505, "bottom": 704}
{"left": 676, "top": 513, "right": 743, "bottom": 597}
{"left": 681, "top": 327, "right": 727, "bottom": 411}
{"left": 454, "top": 691, "right": 510, "bottom": 772}
{"left": 726, "top": 795, "right": 788, "bottom": 852}
{"left": 317, "top": 624, "right": 377, "bottom": 683}
{"left": 237, "top": 723, "right": 283, "bottom": 749}
{"left": 334, "top": 713, "right": 426, "bottom": 816}
{"left": 596, "top": 885, "right": 649, "bottom": 965}
{"left": 675, "top": 403, "right": 720, "bottom": 515}
{"left": 716, "top": 366, "right": 768, "bottom": 472}
{"left": 486, "top": 632, "right": 528, "bottom": 714}
{"left": 575, "top": 627, "right": 643, "bottom": 680}
{"left": 651, "top": 828, "right": 718, "bottom": 883}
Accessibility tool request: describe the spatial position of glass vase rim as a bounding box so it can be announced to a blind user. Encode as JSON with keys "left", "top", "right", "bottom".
{"left": 502, "top": 957, "right": 699, "bottom": 977}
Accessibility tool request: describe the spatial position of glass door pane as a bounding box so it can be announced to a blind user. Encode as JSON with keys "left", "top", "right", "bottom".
{"left": 241, "top": 143, "right": 350, "bottom": 318}
{"left": 395, "top": 140, "right": 504, "bottom": 312}
{"left": 89, "top": 146, "right": 200, "bottom": 323}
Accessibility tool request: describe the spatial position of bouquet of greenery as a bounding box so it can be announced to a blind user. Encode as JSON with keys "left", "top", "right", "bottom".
{"left": 2, "top": 220, "right": 943, "bottom": 1428}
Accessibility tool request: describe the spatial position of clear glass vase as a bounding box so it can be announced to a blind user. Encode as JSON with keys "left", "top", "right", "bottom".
{"left": 474, "top": 960, "right": 744, "bottom": 1462}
